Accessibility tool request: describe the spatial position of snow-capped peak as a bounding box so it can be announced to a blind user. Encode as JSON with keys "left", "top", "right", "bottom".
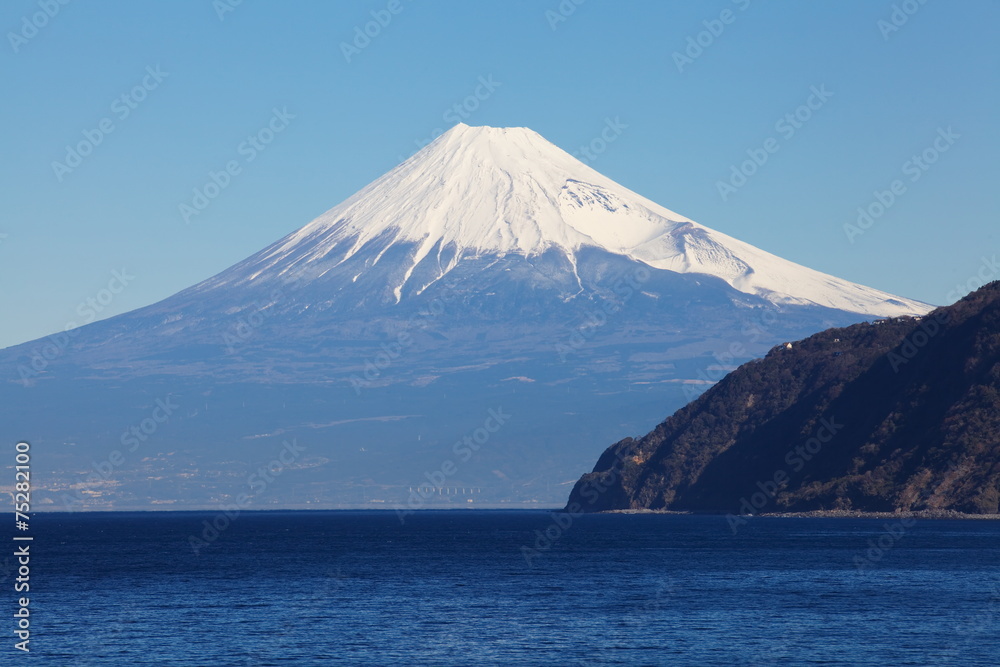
{"left": 284, "top": 122, "right": 690, "bottom": 257}
{"left": 235, "top": 123, "right": 930, "bottom": 316}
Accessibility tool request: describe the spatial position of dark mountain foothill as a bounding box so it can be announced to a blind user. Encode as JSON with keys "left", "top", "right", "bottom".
{"left": 568, "top": 282, "right": 1000, "bottom": 517}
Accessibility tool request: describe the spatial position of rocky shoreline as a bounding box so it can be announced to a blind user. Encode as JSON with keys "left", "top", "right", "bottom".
{"left": 598, "top": 508, "right": 1000, "bottom": 520}
{"left": 759, "top": 509, "right": 1000, "bottom": 520}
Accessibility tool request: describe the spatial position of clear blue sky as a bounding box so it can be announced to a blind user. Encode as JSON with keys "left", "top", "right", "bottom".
{"left": 2, "top": 0, "right": 997, "bottom": 349}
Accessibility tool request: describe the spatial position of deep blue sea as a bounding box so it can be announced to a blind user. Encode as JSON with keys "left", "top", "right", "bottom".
{"left": 12, "top": 511, "right": 1000, "bottom": 665}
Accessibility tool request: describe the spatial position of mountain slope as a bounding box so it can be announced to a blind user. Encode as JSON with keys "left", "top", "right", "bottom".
{"left": 0, "top": 124, "right": 933, "bottom": 510}
{"left": 191, "top": 124, "right": 927, "bottom": 316}
{"left": 567, "top": 282, "right": 1000, "bottom": 515}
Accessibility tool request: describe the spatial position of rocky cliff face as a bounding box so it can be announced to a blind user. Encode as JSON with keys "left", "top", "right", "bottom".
{"left": 568, "top": 282, "right": 1000, "bottom": 515}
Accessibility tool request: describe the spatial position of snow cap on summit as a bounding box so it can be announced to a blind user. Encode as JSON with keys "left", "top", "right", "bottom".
{"left": 233, "top": 123, "right": 931, "bottom": 316}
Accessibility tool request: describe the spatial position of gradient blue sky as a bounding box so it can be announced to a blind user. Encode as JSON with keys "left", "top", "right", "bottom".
{"left": 2, "top": 0, "right": 997, "bottom": 349}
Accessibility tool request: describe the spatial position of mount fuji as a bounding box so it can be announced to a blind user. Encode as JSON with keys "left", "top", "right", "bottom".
{"left": 2, "top": 124, "right": 931, "bottom": 511}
